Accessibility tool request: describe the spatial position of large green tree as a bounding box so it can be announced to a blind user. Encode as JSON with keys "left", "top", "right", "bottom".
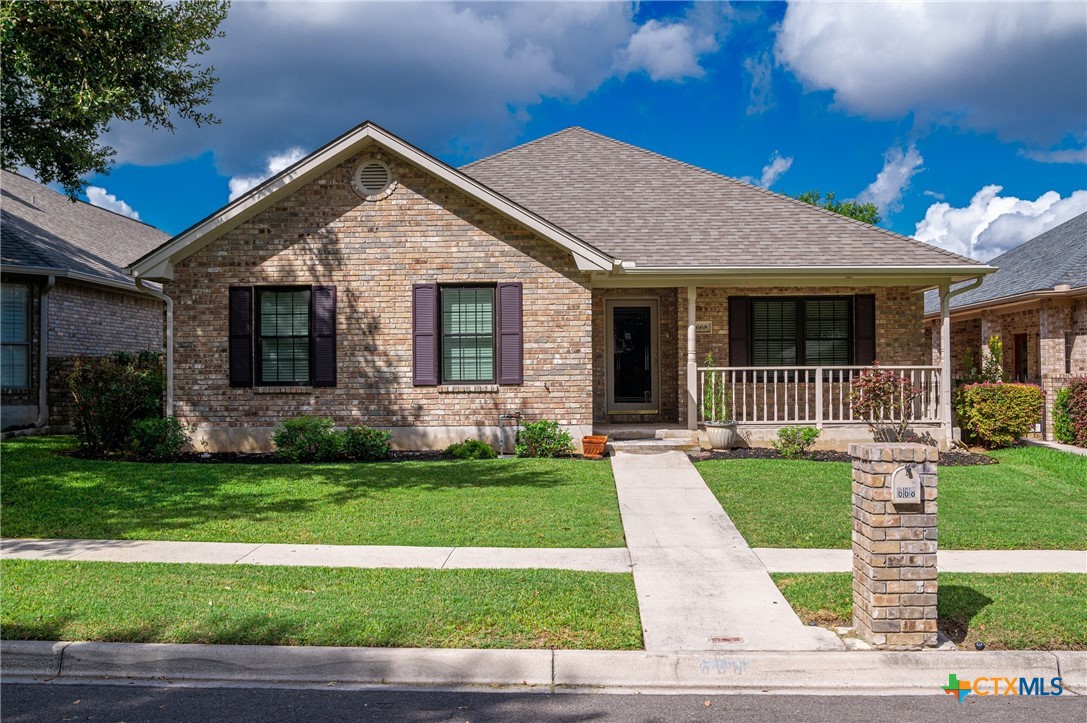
{"left": 796, "top": 190, "right": 881, "bottom": 226}
{"left": 1, "top": 0, "right": 228, "bottom": 197}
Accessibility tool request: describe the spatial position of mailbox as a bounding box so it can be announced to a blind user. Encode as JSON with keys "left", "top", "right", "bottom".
{"left": 890, "top": 463, "right": 921, "bottom": 506}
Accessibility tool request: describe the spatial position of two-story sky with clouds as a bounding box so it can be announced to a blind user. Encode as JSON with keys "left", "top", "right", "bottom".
{"left": 79, "top": 1, "right": 1086, "bottom": 262}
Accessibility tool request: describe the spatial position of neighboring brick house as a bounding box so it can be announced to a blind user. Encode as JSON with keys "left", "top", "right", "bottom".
{"left": 128, "top": 123, "right": 990, "bottom": 451}
{"left": 924, "top": 212, "right": 1087, "bottom": 439}
{"left": 1, "top": 170, "right": 168, "bottom": 431}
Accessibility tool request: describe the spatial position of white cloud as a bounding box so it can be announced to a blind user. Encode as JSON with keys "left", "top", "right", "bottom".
{"left": 775, "top": 2, "right": 1087, "bottom": 145}
{"left": 1018, "top": 147, "right": 1087, "bottom": 165}
{"left": 741, "top": 151, "right": 793, "bottom": 189}
{"left": 743, "top": 52, "right": 773, "bottom": 115}
{"left": 228, "top": 147, "right": 306, "bottom": 202}
{"left": 923, "top": 190, "right": 945, "bottom": 201}
{"left": 85, "top": 186, "right": 140, "bottom": 220}
{"left": 616, "top": 19, "right": 719, "bottom": 81}
{"left": 102, "top": 2, "right": 729, "bottom": 178}
{"left": 914, "top": 185, "right": 1087, "bottom": 260}
{"left": 856, "top": 145, "right": 924, "bottom": 214}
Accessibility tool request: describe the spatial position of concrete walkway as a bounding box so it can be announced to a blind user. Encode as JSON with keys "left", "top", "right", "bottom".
{"left": 754, "top": 548, "right": 1087, "bottom": 573}
{"left": 1023, "top": 438, "right": 1087, "bottom": 456}
{"left": 0, "top": 538, "right": 632, "bottom": 573}
{"left": 610, "top": 451, "right": 843, "bottom": 652}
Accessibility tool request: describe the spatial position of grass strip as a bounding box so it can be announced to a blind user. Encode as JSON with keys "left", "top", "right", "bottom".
{"left": 697, "top": 446, "right": 1086, "bottom": 550}
{"left": 772, "top": 572, "right": 1087, "bottom": 651}
{"left": 1, "top": 559, "right": 643, "bottom": 650}
{"left": 0, "top": 437, "right": 624, "bottom": 548}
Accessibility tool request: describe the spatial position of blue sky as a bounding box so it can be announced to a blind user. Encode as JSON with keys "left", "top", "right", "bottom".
{"left": 78, "top": 1, "right": 1086, "bottom": 261}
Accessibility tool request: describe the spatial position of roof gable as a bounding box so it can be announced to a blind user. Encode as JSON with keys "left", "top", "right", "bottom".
{"left": 1, "top": 170, "right": 168, "bottom": 289}
{"left": 128, "top": 122, "right": 616, "bottom": 280}
{"left": 462, "top": 127, "right": 982, "bottom": 271}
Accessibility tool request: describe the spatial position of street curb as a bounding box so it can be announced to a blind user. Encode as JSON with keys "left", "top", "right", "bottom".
{"left": 3, "top": 641, "right": 1084, "bottom": 694}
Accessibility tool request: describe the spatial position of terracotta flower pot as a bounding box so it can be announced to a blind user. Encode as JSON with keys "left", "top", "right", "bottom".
{"left": 582, "top": 435, "right": 608, "bottom": 459}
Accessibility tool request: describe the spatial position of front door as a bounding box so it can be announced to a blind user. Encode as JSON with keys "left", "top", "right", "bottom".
{"left": 1014, "top": 333, "right": 1029, "bottom": 382}
{"left": 606, "top": 299, "right": 659, "bottom": 413}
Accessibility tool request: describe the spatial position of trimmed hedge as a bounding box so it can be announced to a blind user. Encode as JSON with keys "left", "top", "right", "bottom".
{"left": 273, "top": 417, "right": 391, "bottom": 462}
{"left": 955, "top": 382, "right": 1044, "bottom": 449}
{"left": 1054, "top": 377, "right": 1087, "bottom": 447}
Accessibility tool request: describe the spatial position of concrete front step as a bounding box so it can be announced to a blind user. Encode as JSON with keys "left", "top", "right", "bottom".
{"left": 608, "top": 439, "right": 701, "bottom": 454}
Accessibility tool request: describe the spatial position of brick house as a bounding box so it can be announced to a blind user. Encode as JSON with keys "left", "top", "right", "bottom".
{"left": 924, "top": 211, "right": 1087, "bottom": 439}
{"left": 127, "top": 123, "right": 990, "bottom": 451}
{"left": 1, "top": 170, "right": 168, "bottom": 431}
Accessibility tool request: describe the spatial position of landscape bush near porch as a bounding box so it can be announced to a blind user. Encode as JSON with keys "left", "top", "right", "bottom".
{"left": 1054, "top": 376, "right": 1087, "bottom": 447}
{"left": 954, "top": 382, "right": 1044, "bottom": 448}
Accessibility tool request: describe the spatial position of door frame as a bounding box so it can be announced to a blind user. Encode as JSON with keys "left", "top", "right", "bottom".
{"left": 605, "top": 298, "right": 660, "bottom": 414}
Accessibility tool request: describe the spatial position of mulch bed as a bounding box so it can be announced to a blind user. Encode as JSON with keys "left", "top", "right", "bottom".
{"left": 688, "top": 447, "right": 998, "bottom": 466}
{"left": 173, "top": 449, "right": 453, "bottom": 464}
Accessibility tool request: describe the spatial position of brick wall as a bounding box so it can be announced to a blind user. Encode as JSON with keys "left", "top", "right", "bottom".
{"left": 168, "top": 149, "right": 593, "bottom": 446}
{"left": 48, "top": 280, "right": 164, "bottom": 356}
{"left": 592, "top": 287, "right": 678, "bottom": 424}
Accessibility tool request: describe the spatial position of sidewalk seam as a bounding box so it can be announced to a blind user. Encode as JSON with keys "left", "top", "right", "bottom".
{"left": 440, "top": 548, "right": 456, "bottom": 569}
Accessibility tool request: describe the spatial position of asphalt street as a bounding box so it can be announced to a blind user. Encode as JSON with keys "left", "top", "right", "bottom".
{"left": 3, "top": 683, "right": 1085, "bottom": 722}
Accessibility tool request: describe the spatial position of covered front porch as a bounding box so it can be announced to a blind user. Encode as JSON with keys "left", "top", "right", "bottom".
{"left": 591, "top": 282, "right": 964, "bottom": 450}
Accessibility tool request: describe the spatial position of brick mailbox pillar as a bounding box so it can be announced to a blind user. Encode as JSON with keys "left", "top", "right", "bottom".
{"left": 850, "top": 443, "right": 938, "bottom": 649}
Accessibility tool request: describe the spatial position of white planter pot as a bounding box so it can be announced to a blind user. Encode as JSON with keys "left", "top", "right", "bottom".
{"left": 705, "top": 421, "right": 738, "bottom": 450}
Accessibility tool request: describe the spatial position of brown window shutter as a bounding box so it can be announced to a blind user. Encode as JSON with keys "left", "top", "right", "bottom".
{"left": 729, "top": 296, "right": 750, "bottom": 366}
{"left": 312, "top": 286, "right": 336, "bottom": 387}
{"left": 228, "top": 286, "right": 253, "bottom": 387}
{"left": 496, "top": 282, "right": 523, "bottom": 385}
{"left": 412, "top": 283, "right": 438, "bottom": 386}
{"left": 854, "top": 294, "right": 876, "bottom": 365}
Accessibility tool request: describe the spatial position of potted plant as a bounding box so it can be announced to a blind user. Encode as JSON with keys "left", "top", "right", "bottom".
{"left": 701, "top": 352, "right": 737, "bottom": 449}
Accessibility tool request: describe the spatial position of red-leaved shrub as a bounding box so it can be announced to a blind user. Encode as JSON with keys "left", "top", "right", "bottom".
{"left": 1057, "top": 376, "right": 1087, "bottom": 447}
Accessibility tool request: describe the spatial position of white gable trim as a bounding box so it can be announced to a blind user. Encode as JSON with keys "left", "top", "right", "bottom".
{"left": 127, "top": 122, "right": 617, "bottom": 280}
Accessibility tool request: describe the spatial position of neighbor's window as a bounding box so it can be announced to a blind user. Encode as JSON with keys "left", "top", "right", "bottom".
{"left": 257, "top": 288, "right": 310, "bottom": 385}
{"left": 1, "top": 283, "right": 31, "bottom": 388}
{"left": 441, "top": 286, "right": 495, "bottom": 383}
{"left": 752, "top": 297, "right": 851, "bottom": 367}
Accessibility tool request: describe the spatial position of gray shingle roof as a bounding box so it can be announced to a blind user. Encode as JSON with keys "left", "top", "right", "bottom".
{"left": 1, "top": 170, "right": 168, "bottom": 288}
{"left": 923, "top": 211, "right": 1087, "bottom": 315}
{"left": 462, "top": 127, "right": 981, "bottom": 269}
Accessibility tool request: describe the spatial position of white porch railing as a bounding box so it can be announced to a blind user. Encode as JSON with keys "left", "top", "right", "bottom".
{"left": 697, "top": 366, "right": 943, "bottom": 426}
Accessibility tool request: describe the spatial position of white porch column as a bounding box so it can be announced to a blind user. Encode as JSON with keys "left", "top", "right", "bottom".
{"left": 939, "top": 284, "right": 953, "bottom": 449}
{"left": 687, "top": 285, "right": 698, "bottom": 430}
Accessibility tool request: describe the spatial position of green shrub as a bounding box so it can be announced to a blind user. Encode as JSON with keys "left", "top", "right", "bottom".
{"left": 273, "top": 417, "right": 343, "bottom": 462}
{"left": 128, "top": 416, "right": 190, "bottom": 461}
{"left": 69, "top": 351, "right": 165, "bottom": 456}
{"left": 1054, "top": 386, "right": 1076, "bottom": 444}
{"left": 1056, "top": 377, "right": 1087, "bottom": 447}
{"left": 954, "top": 382, "right": 1044, "bottom": 449}
{"left": 446, "top": 438, "right": 498, "bottom": 460}
{"left": 515, "top": 419, "right": 574, "bottom": 458}
{"left": 342, "top": 426, "right": 391, "bottom": 461}
{"left": 771, "top": 426, "right": 820, "bottom": 459}
{"left": 700, "top": 352, "right": 733, "bottom": 423}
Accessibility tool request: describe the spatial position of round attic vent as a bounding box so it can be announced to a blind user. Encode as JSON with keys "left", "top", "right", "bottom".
{"left": 352, "top": 159, "right": 394, "bottom": 200}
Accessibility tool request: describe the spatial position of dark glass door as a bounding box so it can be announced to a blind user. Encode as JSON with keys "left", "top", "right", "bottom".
{"left": 613, "top": 306, "right": 653, "bottom": 404}
{"left": 1014, "top": 333, "right": 1028, "bottom": 382}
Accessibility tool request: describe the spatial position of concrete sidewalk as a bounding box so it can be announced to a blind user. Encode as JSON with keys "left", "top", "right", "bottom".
{"left": 4, "top": 640, "right": 1084, "bottom": 695}
{"left": 610, "top": 451, "right": 842, "bottom": 652}
{"left": 0, "top": 538, "right": 632, "bottom": 573}
{"left": 753, "top": 548, "right": 1087, "bottom": 573}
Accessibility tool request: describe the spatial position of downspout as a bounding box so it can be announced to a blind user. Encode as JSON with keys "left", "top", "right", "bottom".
{"left": 134, "top": 279, "right": 174, "bottom": 417}
{"left": 939, "top": 276, "right": 985, "bottom": 449}
{"left": 33, "top": 275, "right": 56, "bottom": 428}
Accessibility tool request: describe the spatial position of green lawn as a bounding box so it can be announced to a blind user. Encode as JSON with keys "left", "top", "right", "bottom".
{"left": 0, "top": 437, "right": 624, "bottom": 548}
{"left": 772, "top": 572, "right": 1087, "bottom": 651}
{"left": 696, "top": 446, "right": 1086, "bottom": 550}
{"left": 0, "top": 559, "right": 642, "bottom": 649}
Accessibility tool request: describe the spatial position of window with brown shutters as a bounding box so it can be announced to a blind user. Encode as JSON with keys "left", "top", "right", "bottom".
{"left": 412, "top": 282, "right": 524, "bottom": 386}
{"left": 230, "top": 285, "right": 337, "bottom": 388}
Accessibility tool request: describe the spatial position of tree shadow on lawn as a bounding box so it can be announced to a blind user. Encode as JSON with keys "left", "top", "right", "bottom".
{"left": 937, "top": 584, "right": 994, "bottom": 645}
{"left": 1, "top": 437, "right": 597, "bottom": 540}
